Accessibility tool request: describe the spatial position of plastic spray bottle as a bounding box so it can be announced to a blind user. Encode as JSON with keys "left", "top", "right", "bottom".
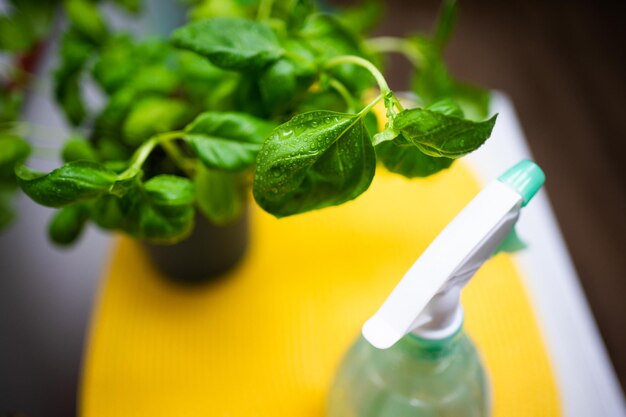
{"left": 327, "top": 160, "right": 545, "bottom": 417}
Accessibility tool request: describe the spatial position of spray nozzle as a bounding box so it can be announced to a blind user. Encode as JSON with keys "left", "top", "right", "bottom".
{"left": 362, "top": 160, "right": 545, "bottom": 349}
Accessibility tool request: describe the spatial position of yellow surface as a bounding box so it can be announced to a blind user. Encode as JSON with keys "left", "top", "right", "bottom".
{"left": 80, "top": 163, "right": 561, "bottom": 416}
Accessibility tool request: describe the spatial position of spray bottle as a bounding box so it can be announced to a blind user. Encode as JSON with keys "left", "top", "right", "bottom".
{"left": 327, "top": 160, "right": 545, "bottom": 417}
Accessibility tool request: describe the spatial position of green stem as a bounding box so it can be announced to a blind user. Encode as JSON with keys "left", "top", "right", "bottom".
{"left": 118, "top": 130, "right": 183, "bottom": 180}
{"left": 358, "top": 94, "right": 383, "bottom": 118}
{"left": 328, "top": 78, "right": 356, "bottom": 113}
{"left": 390, "top": 94, "right": 405, "bottom": 112}
{"left": 365, "top": 37, "right": 423, "bottom": 68}
{"left": 325, "top": 55, "right": 391, "bottom": 95}
{"left": 257, "top": 0, "right": 273, "bottom": 20}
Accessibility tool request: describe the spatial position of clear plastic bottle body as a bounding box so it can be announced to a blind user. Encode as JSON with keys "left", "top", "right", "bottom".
{"left": 327, "top": 331, "right": 489, "bottom": 417}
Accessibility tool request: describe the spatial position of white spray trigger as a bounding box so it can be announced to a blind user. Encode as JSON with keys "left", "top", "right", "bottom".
{"left": 362, "top": 160, "right": 545, "bottom": 349}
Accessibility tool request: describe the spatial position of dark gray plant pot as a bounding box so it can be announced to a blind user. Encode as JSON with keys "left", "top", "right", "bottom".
{"left": 143, "top": 208, "right": 249, "bottom": 284}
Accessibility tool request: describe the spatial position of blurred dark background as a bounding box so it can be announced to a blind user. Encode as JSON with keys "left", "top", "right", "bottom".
{"left": 1, "top": 0, "right": 625, "bottom": 415}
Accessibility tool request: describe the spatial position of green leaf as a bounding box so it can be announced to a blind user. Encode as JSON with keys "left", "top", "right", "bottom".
{"left": 62, "top": 137, "right": 98, "bottom": 162}
{"left": 112, "top": 0, "right": 141, "bottom": 14}
{"left": 233, "top": 76, "right": 265, "bottom": 117}
{"left": 336, "top": 0, "right": 384, "bottom": 35}
{"left": 97, "top": 138, "right": 132, "bottom": 162}
{"left": 253, "top": 110, "right": 376, "bottom": 217}
{"left": 93, "top": 36, "right": 178, "bottom": 96}
{"left": 185, "top": 112, "right": 276, "bottom": 171}
{"left": 126, "top": 176, "right": 195, "bottom": 244}
{"left": 0, "top": 190, "right": 17, "bottom": 230}
{"left": 409, "top": 36, "right": 451, "bottom": 106}
{"left": 394, "top": 108, "right": 497, "bottom": 158}
{"left": 433, "top": 0, "right": 458, "bottom": 50}
{"left": 171, "top": 17, "right": 284, "bottom": 71}
{"left": 175, "top": 49, "right": 226, "bottom": 83}
{"left": 48, "top": 203, "right": 90, "bottom": 245}
{"left": 123, "top": 97, "right": 192, "bottom": 146}
{"left": 376, "top": 136, "right": 453, "bottom": 178}
{"left": 0, "top": 1, "right": 58, "bottom": 51}
{"left": 56, "top": 74, "right": 87, "bottom": 126}
{"left": 0, "top": 14, "right": 37, "bottom": 52}
{"left": 127, "top": 66, "right": 179, "bottom": 96}
{"left": 300, "top": 13, "right": 373, "bottom": 93}
{"left": 195, "top": 165, "right": 245, "bottom": 226}
{"left": 188, "top": 0, "right": 247, "bottom": 20}
{"left": 300, "top": 14, "right": 363, "bottom": 57}
{"left": 202, "top": 75, "right": 240, "bottom": 112}
{"left": 54, "top": 29, "right": 92, "bottom": 126}
{"left": 65, "top": 0, "right": 108, "bottom": 44}
{"left": 93, "top": 87, "right": 138, "bottom": 139}
{"left": 0, "top": 134, "right": 31, "bottom": 182}
{"left": 364, "top": 111, "right": 379, "bottom": 138}
{"left": 426, "top": 98, "right": 463, "bottom": 117}
{"left": 175, "top": 52, "right": 239, "bottom": 109}
{"left": 258, "top": 52, "right": 317, "bottom": 116}
{"left": 90, "top": 194, "right": 124, "bottom": 229}
{"left": 0, "top": 134, "right": 30, "bottom": 230}
{"left": 268, "top": 0, "right": 317, "bottom": 32}
{"left": 16, "top": 161, "right": 117, "bottom": 207}
{"left": 143, "top": 175, "right": 195, "bottom": 207}
{"left": 91, "top": 175, "right": 196, "bottom": 243}
{"left": 0, "top": 89, "right": 24, "bottom": 124}
{"left": 91, "top": 34, "right": 137, "bottom": 94}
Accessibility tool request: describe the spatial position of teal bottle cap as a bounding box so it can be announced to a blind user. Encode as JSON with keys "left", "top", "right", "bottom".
{"left": 498, "top": 160, "right": 545, "bottom": 206}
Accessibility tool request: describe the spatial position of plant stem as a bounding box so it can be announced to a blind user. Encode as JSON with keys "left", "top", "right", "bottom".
{"left": 389, "top": 93, "right": 405, "bottom": 112}
{"left": 325, "top": 55, "right": 391, "bottom": 95}
{"left": 358, "top": 94, "right": 383, "bottom": 118}
{"left": 118, "top": 130, "right": 183, "bottom": 180}
{"left": 257, "top": 0, "right": 273, "bottom": 20}
{"left": 365, "top": 36, "right": 423, "bottom": 68}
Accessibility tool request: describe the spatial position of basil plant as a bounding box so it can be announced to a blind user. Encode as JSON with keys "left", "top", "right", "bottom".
{"left": 2, "top": 0, "right": 496, "bottom": 245}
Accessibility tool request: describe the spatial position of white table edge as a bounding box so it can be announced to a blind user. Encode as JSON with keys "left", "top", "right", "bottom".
{"left": 466, "top": 92, "right": 626, "bottom": 417}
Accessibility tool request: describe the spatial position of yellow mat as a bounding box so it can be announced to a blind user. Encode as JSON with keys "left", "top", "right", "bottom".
{"left": 80, "top": 163, "right": 561, "bottom": 416}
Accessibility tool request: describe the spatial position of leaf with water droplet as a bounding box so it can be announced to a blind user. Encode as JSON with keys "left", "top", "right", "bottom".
{"left": 394, "top": 105, "right": 497, "bottom": 158}
{"left": 253, "top": 110, "right": 375, "bottom": 217}
{"left": 16, "top": 161, "right": 118, "bottom": 208}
